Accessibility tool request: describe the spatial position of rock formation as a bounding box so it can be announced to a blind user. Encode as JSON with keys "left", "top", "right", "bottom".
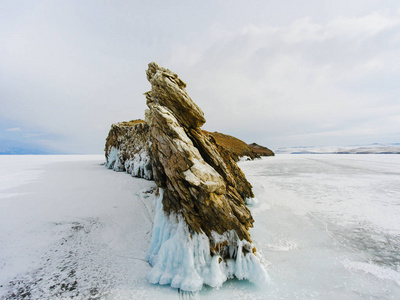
{"left": 249, "top": 142, "right": 275, "bottom": 157}
{"left": 205, "top": 131, "right": 260, "bottom": 161}
{"left": 105, "top": 62, "right": 268, "bottom": 291}
{"left": 105, "top": 120, "right": 153, "bottom": 179}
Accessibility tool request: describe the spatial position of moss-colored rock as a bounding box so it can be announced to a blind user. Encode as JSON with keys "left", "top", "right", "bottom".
{"left": 204, "top": 131, "right": 260, "bottom": 161}
{"left": 249, "top": 143, "right": 275, "bottom": 156}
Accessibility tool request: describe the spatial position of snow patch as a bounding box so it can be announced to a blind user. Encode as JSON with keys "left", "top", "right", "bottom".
{"left": 239, "top": 156, "right": 252, "bottom": 161}
{"left": 146, "top": 189, "right": 269, "bottom": 292}
{"left": 245, "top": 197, "right": 259, "bottom": 206}
{"left": 344, "top": 261, "right": 400, "bottom": 286}
{"left": 264, "top": 238, "right": 298, "bottom": 252}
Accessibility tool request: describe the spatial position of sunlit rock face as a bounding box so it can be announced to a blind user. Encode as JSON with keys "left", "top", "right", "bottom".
{"left": 105, "top": 62, "right": 268, "bottom": 291}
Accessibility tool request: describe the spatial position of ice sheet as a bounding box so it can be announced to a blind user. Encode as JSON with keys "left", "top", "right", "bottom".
{"left": 1, "top": 154, "right": 399, "bottom": 299}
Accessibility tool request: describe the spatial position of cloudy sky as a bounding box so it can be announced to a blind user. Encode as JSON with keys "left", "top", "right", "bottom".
{"left": 1, "top": 0, "right": 399, "bottom": 153}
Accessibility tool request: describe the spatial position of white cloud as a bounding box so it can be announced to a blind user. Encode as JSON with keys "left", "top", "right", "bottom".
{"left": 6, "top": 127, "right": 21, "bottom": 132}
{"left": 1, "top": 1, "right": 400, "bottom": 152}
{"left": 328, "top": 12, "right": 400, "bottom": 37}
{"left": 166, "top": 11, "right": 400, "bottom": 147}
{"left": 24, "top": 133, "right": 46, "bottom": 138}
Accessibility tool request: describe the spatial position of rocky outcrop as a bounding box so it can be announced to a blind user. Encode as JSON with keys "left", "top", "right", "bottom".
{"left": 145, "top": 62, "right": 255, "bottom": 243}
{"left": 249, "top": 143, "right": 275, "bottom": 157}
{"left": 205, "top": 131, "right": 260, "bottom": 161}
{"left": 105, "top": 62, "right": 268, "bottom": 291}
{"left": 104, "top": 120, "right": 153, "bottom": 179}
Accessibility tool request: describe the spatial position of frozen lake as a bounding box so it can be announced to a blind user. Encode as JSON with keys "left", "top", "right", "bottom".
{"left": 240, "top": 154, "right": 400, "bottom": 299}
{"left": 0, "top": 154, "right": 399, "bottom": 299}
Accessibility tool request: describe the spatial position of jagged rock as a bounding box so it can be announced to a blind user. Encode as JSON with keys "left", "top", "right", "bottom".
{"left": 104, "top": 62, "right": 268, "bottom": 291}
{"left": 249, "top": 142, "right": 275, "bottom": 157}
{"left": 145, "top": 62, "right": 254, "bottom": 242}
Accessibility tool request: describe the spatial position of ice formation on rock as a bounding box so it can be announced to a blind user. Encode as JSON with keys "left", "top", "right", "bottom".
{"left": 105, "top": 62, "right": 268, "bottom": 291}
{"left": 105, "top": 120, "right": 153, "bottom": 180}
{"left": 146, "top": 189, "right": 268, "bottom": 292}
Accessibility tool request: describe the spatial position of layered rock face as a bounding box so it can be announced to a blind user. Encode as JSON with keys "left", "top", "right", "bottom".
{"left": 145, "top": 62, "right": 255, "bottom": 243}
{"left": 105, "top": 62, "right": 267, "bottom": 291}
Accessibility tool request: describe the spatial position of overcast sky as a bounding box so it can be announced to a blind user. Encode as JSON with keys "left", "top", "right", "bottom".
{"left": 1, "top": 0, "right": 399, "bottom": 153}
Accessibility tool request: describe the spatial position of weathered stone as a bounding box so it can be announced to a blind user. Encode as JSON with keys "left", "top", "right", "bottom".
{"left": 145, "top": 62, "right": 205, "bottom": 129}
{"left": 249, "top": 142, "right": 275, "bottom": 157}
{"left": 204, "top": 131, "right": 260, "bottom": 161}
{"left": 104, "top": 120, "right": 153, "bottom": 179}
{"left": 144, "top": 62, "right": 255, "bottom": 245}
{"left": 105, "top": 62, "right": 261, "bottom": 256}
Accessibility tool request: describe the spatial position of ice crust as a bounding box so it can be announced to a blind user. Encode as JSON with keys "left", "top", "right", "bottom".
{"left": 105, "top": 146, "right": 153, "bottom": 180}
{"left": 146, "top": 189, "right": 269, "bottom": 292}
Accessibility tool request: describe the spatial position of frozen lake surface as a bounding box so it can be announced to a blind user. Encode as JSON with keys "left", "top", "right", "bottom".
{"left": 0, "top": 154, "right": 399, "bottom": 299}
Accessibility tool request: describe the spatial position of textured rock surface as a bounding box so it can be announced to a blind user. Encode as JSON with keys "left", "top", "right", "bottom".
{"left": 104, "top": 62, "right": 268, "bottom": 290}
{"left": 104, "top": 120, "right": 153, "bottom": 179}
{"left": 144, "top": 62, "right": 254, "bottom": 243}
{"left": 249, "top": 142, "right": 275, "bottom": 157}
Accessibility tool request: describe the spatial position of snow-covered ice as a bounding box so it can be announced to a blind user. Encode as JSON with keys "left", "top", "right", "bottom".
{"left": 0, "top": 155, "right": 175, "bottom": 299}
{"left": 276, "top": 143, "right": 400, "bottom": 154}
{"left": 239, "top": 154, "right": 400, "bottom": 299}
{"left": 1, "top": 154, "right": 400, "bottom": 299}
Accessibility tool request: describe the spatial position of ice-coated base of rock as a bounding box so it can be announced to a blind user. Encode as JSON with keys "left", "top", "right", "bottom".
{"left": 245, "top": 197, "right": 260, "bottom": 206}
{"left": 146, "top": 189, "right": 269, "bottom": 292}
{"left": 123, "top": 151, "right": 153, "bottom": 180}
{"left": 105, "top": 146, "right": 153, "bottom": 180}
{"left": 105, "top": 146, "right": 121, "bottom": 170}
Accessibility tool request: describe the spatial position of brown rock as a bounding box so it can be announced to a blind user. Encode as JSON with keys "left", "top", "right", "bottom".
{"left": 145, "top": 62, "right": 254, "bottom": 243}
{"left": 104, "top": 120, "right": 152, "bottom": 179}
{"left": 104, "top": 63, "right": 271, "bottom": 288}
{"left": 204, "top": 131, "right": 260, "bottom": 161}
{"left": 249, "top": 142, "right": 275, "bottom": 156}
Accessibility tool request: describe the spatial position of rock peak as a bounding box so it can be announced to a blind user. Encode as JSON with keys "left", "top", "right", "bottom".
{"left": 146, "top": 62, "right": 186, "bottom": 88}
{"left": 145, "top": 62, "right": 205, "bottom": 129}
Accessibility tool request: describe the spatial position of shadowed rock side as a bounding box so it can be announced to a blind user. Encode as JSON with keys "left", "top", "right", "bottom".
{"left": 249, "top": 143, "right": 275, "bottom": 157}
{"left": 104, "top": 62, "right": 268, "bottom": 291}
